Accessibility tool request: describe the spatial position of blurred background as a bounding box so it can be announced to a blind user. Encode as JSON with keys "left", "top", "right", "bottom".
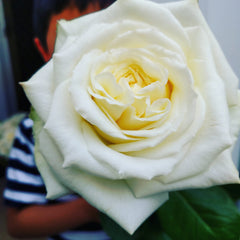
{"left": 0, "top": 0, "right": 239, "bottom": 239}
{"left": 1, "top": 0, "right": 43, "bottom": 238}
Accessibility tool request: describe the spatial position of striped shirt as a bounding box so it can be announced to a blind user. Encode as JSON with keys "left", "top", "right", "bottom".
{"left": 3, "top": 116, "right": 110, "bottom": 240}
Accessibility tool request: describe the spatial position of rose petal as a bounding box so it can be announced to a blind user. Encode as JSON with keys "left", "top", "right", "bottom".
{"left": 69, "top": 49, "right": 135, "bottom": 143}
{"left": 38, "top": 126, "right": 169, "bottom": 234}
{"left": 229, "top": 92, "right": 240, "bottom": 141}
{"left": 44, "top": 80, "right": 119, "bottom": 178}
{"left": 82, "top": 120, "right": 179, "bottom": 179}
{"left": 159, "top": 26, "right": 234, "bottom": 182}
{"left": 127, "top": 149, "right": 240, "bottom": 198}
{"left": 35, "top": 140, "right": 71, "bottom": 199}
{"left": 167, "top": 0, "right": 239, "bottom": 106}
{"left": 21, "top": 60, "right": 54, "bottom": 122}
{"left": 55, "top": 11, "right": 102, "bottom": 52}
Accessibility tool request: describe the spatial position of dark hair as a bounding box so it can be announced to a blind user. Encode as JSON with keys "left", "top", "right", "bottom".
{"left": 33, "top": 0, "right": 115, "bottom": 50}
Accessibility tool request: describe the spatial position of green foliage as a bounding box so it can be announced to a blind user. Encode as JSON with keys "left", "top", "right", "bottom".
{"left": 100, "top": 212, "right": 171, "bottom": 240}
{"left": 29, "top": 107, "right": 44, "bottom": 138}
{"left": 158, "top": 187, "right": 240, "bottom": 240}
{"left": 101, "top": 186, "right": 240, "bottom": 240}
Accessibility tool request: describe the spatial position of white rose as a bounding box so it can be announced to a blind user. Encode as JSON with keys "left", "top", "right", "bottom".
{"left": 22, "top": 0, "right": 240, "bottom": 234}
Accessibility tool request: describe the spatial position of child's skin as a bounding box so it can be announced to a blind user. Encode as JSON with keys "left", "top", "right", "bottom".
{"left": 6, "top": 2, "right": 102, "bottom": 238}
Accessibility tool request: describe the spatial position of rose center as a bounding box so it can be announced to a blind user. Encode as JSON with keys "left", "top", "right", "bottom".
{"left": 90, "top": 62, "right": 173, "bottom": 130}
{"left": 119, "top": 64, "right": 156, "bottom": 90}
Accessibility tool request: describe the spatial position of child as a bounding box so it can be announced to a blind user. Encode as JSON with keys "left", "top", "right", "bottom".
{"left": 3, "top": 1, "right": 115, "bottom": 239}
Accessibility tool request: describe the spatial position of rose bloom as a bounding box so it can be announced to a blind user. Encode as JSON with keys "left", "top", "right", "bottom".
{"left": 22, "top": 0, "right": 240, "bottom": 234}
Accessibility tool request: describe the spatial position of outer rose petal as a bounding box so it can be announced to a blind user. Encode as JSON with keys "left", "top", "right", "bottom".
{"left": 38, "top": 126, "right": 168, "bottom": 234}
{"left": 229, "top": 92, "right": 240, "bottom": 141}
{"left": 159, "top": 26, "right": 234, "bottom": 182}
{"left": 55, "top": 10, "right": 102, "bottom": 52}
{"left": 127, "top": 149, "right": 240, "bottom": 198}
{"left": 51, "top": 0, "right": 190, "bottom": 87}
{"left": 21, "top": 60, "right": 54, "bottom": 122}
{"left": 55, "top": 0, "right": 189, "bottom": 51}
{"left": 31, "top": 110, "right": 71, "bottom": 198}
{"left": 35, "top": 144, "right": 71, "bottom": 199}
{"left": 167, "top": 0, "right": 239, "bottom": 107}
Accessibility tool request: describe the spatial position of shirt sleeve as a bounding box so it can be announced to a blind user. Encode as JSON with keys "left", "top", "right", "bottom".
{"left": 3, "top": 116, "right": 48, "bottom": 208}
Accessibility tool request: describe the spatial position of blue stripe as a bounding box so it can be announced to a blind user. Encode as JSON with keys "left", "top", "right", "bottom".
{"left": 4, "top": 199, "right": 32, "bottom": 208}
{"left": 13, "top": 138, "right": 33, "bottom": 155}
{"left": 6, "top": 179, "right": 46, "bottom": 193}
{"left": 8, "top": 158, "right": 40, "bottom": 175}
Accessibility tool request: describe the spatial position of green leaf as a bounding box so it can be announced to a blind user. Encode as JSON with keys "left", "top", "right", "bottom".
{"left": 29, "top": 107, "right": 44, "bottom": 138}
{"left": 157, "top": 187, "right": 240, "bottom": 240}
{"left": 100, "top": 212, "right": 172, "bottom": 240}
{"left": 222, "top": 184, "right": 240, "bottom": 201}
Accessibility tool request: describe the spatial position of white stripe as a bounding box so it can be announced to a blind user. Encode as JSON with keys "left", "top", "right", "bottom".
{"left": 9, "top": 148, "right": 35, "bottom": 167}
{"left": 23, "top": 118, "right": 33, "bottom": 128}
{"left": 7, "top": 167, "right": 44, "bottom": 186}
{"left": 4, "top": 189, "right": 47, "bottom": 204}
{"left": 60, "top": 230, "right": 110, "bottom": 240}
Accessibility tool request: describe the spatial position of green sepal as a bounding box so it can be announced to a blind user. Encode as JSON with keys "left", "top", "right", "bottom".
{"left": 29, "top": 107, "right": 43, "bottom": 139}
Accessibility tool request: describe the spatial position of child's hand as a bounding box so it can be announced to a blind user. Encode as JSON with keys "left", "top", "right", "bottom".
{"left": 73, "top": 197, "right": 101, "bottom": 223}
{"left": 7, "top": 197, "right": 102, "bottom": 238}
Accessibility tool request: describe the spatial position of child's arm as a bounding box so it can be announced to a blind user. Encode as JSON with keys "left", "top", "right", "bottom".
{"left": 6, "top": 197, "right": 100, "bottom": 238}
